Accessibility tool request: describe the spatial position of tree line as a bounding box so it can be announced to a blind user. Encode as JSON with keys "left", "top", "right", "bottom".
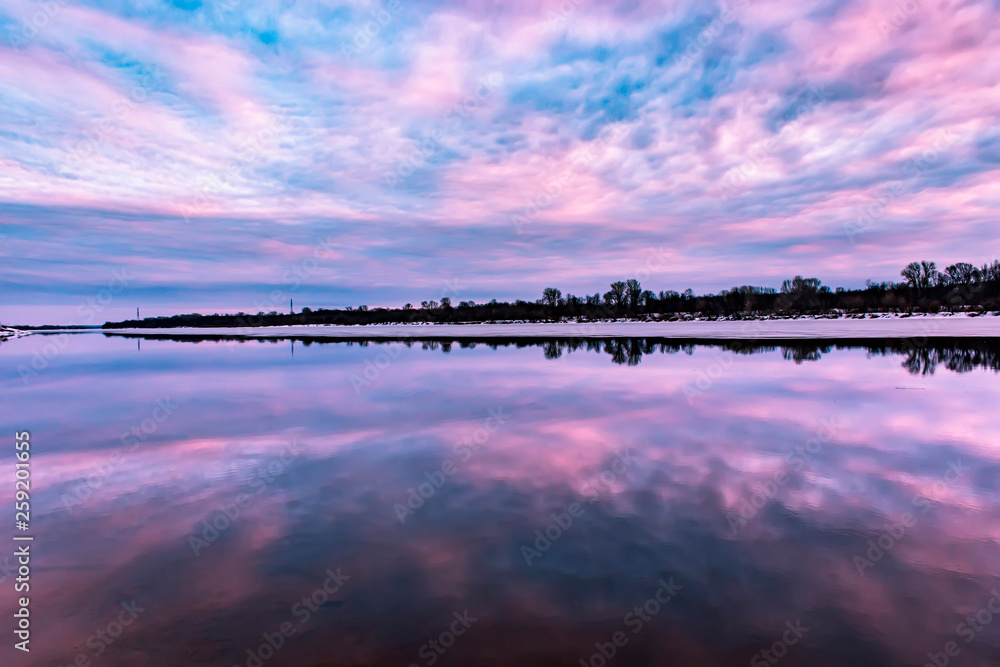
{"left": 103, "top": 258, "right": 1000, "bottom": 329}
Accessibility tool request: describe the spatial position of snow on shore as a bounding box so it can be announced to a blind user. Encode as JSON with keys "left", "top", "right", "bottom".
{"left": 100, "top": 313, "right": 1000, "bottom": 340}
{"left": 0, "top": 326, "right": 29, "bottom": 340}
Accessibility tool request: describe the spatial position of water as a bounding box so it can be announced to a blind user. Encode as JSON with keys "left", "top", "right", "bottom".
{"left": 2, "top": 333, "right": 999, "bottom": 666}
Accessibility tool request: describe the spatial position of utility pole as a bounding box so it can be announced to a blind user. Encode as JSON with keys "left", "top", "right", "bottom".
{"left": 290, "top": 298, "right": 293, "bottom": 315}
{"left": 137, "top": 307, "right": 140, "bottom": 319}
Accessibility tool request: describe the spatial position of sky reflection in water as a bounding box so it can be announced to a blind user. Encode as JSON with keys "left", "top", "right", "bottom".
{"left": 1, "top": 334, "right": 999, "bottom": 667}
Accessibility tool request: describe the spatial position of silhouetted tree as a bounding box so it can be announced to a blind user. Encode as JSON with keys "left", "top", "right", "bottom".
{"left": 945, "top": 262, "right": 977, "bottom": 285}
{"left": 777, "top": 276, "right": 824, "bottom": 312}
{"left": 605, "top": 281, "right": 628, "bottom": 311}
{"left": 781, "top": 276, "right": 822, "bottom": 295}
{"left": 641, "top": 290, "right": 655, "bottom": 312}
{"left": 542, "top": 287, "right": 562, "bottom": 307}
{"left": 625, "top": 279, "right": 643, "bottom": 312}
{"left": 983, "top": 260, "right": 1000, "bottom": 283}
{"left": 902, "top": 261, "right": 938, "bottom": 293}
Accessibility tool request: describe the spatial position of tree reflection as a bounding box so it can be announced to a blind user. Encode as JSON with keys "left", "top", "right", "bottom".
{"left": 105, "top": 332, "right": 1000, "bottom": 374}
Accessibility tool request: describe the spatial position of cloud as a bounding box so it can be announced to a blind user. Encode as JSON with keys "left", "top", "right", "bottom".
{"left": 2, "top": 0, "right": 1000, "bottom": 321}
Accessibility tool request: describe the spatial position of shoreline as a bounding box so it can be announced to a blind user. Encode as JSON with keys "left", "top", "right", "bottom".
{"left": 82, "top": 313, "right": 1000, "bottom": 340}
{"left": 0, "top": 326, "right": 30, "bottom": 341}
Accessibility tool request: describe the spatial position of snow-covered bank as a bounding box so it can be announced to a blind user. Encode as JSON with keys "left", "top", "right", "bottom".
{"left": 100, "top": 313, "right": 1000, "bottom": 340}
{"left": 0, "top": 326, "right": 29, "bottom": 341}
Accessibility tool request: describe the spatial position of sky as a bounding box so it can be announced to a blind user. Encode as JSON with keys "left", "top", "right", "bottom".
{"left": 1, "top": 0, "right": 999, "bottom": 325}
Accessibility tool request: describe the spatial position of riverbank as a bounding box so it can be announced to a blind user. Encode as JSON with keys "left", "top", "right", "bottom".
{"left": 0, "top": 326, "right": 30, "bottom": 341}
{"left": 94, "top": 312, "right": 1000, "bottom": 340}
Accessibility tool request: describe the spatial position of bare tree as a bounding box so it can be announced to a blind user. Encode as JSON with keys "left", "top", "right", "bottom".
{"left": 641, "top": 290, "right": 655, "bottom": 311}
{"left": 920, "top": 261, "right": 939, "bottom": 289}
{"left": 901, "top": 262, "right": 922, "bottom": 290}
{"left": 625, "top": 279, "right": 643, "bottom": 312}
{"left": 944, "top": 262, "right": 977, "bottom": 285}
{"left": 781, "top": 276, "right": 822, "bottom": 294}
{"left": 605, "top": 281, "right": 628, "bottom": 310}
{"left": 901, "top": 261, "right": 938, "bottom": 293}
{"left": 542, "top": 287, "right": 562, "bottom": 307}
{"left": 981, "top": 260, "right": 1000, "bottom": 283}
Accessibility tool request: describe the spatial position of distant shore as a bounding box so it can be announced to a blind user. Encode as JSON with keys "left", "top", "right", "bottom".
{"left": 0, "top": 326, "right": 29, "bottom": 340}
{"left": 89, "top": 312, "right": 1000, "bottom": 340}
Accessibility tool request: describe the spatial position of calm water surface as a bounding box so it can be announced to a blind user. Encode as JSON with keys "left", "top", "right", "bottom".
{"left": 2, "top": 334, "right": 999, "bottom": 666}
